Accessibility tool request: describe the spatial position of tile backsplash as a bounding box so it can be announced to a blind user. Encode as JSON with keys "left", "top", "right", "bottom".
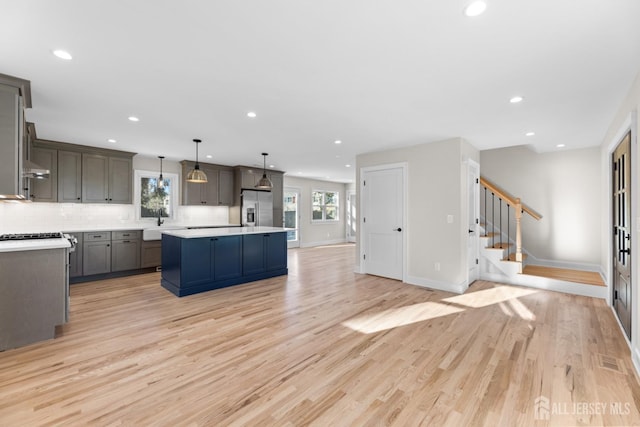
{"left": 0, "top": 202, "right": 231, "bottom": 233}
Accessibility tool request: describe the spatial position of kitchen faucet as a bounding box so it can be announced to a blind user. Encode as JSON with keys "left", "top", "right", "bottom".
{"left": 157, "top": 209, "right": 164, "bottom": 227}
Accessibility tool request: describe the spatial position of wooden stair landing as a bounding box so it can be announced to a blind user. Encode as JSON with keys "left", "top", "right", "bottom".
{"left": 522, "top": 265, "right": 605, "bottom": 287}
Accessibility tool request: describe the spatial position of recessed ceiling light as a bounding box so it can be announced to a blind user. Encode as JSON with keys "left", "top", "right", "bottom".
{"left": 510, "top": 96, "right": 524, "bottom": 103}
{"left": 525, "top": 132, "right": 535, "bottom": 136}
{"left": 128, "top": 116, "right": 139, "bottom": 122}
{"left": 464, "top": 1, "right": 487, "bottom": 17}
{"left": 205, "top": 155, "right": 213, "bottom": 159}
{"left": 247, "top": 111, "right": 257, "bottom": 118}
{"left": 53, "top": 50, "right": 72, "bottom": 60}
{"left": 345, "top": 164, "right": 351, "bottom": 168}
{"left": 334, "top": 140, "right": 342, "bottom": 145}
{"left": 107, "top": 138, "right": 117, "bottom": 143}
{"left": 557, "top": 144, "right": 566, "bottom": 148}
{"left": 269, "top": 164, "right": 275, "bottom": 168}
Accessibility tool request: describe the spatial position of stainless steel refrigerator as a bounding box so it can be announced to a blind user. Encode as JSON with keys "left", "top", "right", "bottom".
{"left": 241, "top": 190, "right": 273, "bottom": 226}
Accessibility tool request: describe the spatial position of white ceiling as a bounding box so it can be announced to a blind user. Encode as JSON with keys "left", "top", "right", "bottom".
{"left": 2, "top": 1, "right": 640, "bottom": 183}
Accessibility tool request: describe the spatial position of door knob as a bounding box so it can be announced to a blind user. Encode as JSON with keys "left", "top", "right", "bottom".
{"left": 468, "top": 229, "right": 474, "bottom": 233}
{"left": 393, "top": 228, "right": 402, "bottom": 232}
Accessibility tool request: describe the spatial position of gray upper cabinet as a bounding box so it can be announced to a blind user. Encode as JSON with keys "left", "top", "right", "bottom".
{"left": 30, "top": 140, "right": 134, "bottom": 205}
{"left": 58, "top": 150, "right": 82, "bottom": 202}
{"left": 82, "top": 154, "right": 132, "bottom": 204}
{"left": 82, "top": 154, "right": 109, "bottom": 203}
{"left": 218, "top": 169, "right": 234, "bottom": 206}
{"left": 29, "top": 146, "right": 57, "bottom": 202}
{"left": 181, "top": 161, "right": 234, "bottom": 206}
{"left": 270, "top": 173, "right": 283, "bottom": 210}
{"left": 108, "top": 157, "right": 132, "bottom": 204}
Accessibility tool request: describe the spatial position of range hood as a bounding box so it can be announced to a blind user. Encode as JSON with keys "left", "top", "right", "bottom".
{"left": 23, "top": 159, "right": 50, "bottom": 180}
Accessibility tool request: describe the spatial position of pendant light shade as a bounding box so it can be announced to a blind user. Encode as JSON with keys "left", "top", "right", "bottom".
{"left": 255, "top": 152, "right": 273, "bottom": 190}
{"left": 158, "top": 156, "right": 165, "bottom": 189}
{"left": 187, "top": 139, "right": 208, "bottom": 183}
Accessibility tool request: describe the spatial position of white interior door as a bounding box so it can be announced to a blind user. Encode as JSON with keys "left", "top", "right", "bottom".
{"left": 362, "top": 166, "right": 404, "bottom": 280}
{"left": 284, "top": 188, "right": 300, "bottom": 248}
{"left": 467, "top": 160, "right": 480, "bottom": 285}
{"left": 346, "top": 191, "right": 356, "bottom": 243}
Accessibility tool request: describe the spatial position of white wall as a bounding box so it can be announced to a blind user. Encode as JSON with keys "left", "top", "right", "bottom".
{"left": 283, "top": 176, "right": 348, "bottom": 247}
{"left": 480, "top": 145, "right": 601, "bottom": 266}
{"left": 356, "top": 138, "right": 479, "bottom": 293}
{"left": 599, "top": 69, "right": 640, "bottom": 374}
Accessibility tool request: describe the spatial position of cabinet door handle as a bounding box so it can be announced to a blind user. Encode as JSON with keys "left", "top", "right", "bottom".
{"left": 106, "top": 244, "right": 110, "bottom": 247}
{"left": 77, "top": 197, "right": 81, "bottom": 200}
{"left": 123, "top": 240, "right": 130, "bottom": 243}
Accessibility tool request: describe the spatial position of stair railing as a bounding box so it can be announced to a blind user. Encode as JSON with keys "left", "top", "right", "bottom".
{"left": 479, "top": 177, "right": 542, "bottom": 273}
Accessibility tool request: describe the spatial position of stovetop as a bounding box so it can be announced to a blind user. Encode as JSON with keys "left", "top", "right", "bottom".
{"left": 0, "top": 232, "right": 64, "bottom": 241}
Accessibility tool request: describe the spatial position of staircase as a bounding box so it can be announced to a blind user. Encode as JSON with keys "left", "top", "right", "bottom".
{"left": 477, "top": 177, "right": 607, "bottom": 299}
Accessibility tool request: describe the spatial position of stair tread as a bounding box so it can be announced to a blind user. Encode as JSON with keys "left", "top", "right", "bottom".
{"left": 522, "top": 265, "right": 605, "bottom": 287}
{"left": 492, "top": 242, "right": 512, "bottom": 249}
{"left": 503, "top": 253, "right": 528, "bottom": 262}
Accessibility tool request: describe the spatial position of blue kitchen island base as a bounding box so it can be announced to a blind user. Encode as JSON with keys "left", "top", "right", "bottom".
{"left": 160, "top": 227, "right": 288, "bottom": 297}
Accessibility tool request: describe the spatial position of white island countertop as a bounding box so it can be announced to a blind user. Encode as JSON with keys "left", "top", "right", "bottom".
{"left": 162, "top": 226, "right": 289, "bottom": 239}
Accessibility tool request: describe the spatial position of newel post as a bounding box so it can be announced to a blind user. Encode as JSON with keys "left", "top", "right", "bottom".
{"left": 515, "top": 197, "right": 523, "bottom": 273}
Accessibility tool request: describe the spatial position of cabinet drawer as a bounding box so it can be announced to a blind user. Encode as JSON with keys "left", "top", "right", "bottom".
{"left": 84, "top": 231, "right": 111, "bottom": 242}
{"left": 113, "top": 230, "right": 140, "bottom": 240}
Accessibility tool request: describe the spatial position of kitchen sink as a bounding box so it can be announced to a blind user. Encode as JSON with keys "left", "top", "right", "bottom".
{"left": 142, "top": 226, "right": 184, "bottom": 241}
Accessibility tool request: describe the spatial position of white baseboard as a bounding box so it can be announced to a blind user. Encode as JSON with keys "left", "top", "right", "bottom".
{"left": 299, "top": 238, "right": 347, "bottom": 248}
{"left": 529, "top": 257, "right": 602, "bottom": 272}
{"left": 405, "top": 275, "right": 468, "bottom": 294}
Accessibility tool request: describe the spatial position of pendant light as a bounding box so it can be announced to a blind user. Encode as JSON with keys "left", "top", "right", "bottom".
{"left": 157, "top": 156, "right": 165, "bottom": 189}
{"left": 255, "top": 152, "right": 273, "bottom": 190}
{"left": 186, "top": 139, "right": 208, "bottom": 183}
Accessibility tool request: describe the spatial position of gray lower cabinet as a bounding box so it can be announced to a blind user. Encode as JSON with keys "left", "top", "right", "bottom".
{"left": 111, "top": 230, "right": 140, "bottom": 272}
{"left": 141, "top": 240, "right": 162, "bottom": 268}
{"left": 82, "top": 232, "right": 112, "bottom": 275}
{"left": 69, "top": 232, "right": 83, "bottom": 278}
{"left": 58, "top": 150, "right": 82, "bottom": 202}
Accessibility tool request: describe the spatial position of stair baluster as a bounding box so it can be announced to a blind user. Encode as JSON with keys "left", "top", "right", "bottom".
{"left": 479, "top": 177, "right": 542, "bottom": 274}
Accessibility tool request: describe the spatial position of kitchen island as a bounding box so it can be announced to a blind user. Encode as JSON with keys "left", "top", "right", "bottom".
{"left": 160, "top": 227, "right": 288, "bottom": 297}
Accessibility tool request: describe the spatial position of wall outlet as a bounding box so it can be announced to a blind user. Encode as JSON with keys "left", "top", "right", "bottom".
{"left": 434, "top": 262, "right": 441, "bottom": 271}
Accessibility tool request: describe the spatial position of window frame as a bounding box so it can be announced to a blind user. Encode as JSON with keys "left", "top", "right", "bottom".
{"left": 311, "top": 189, "right": 340, "bottom": 223}
{"left": 134, "top": 169, "right": 179, "bottom": 221}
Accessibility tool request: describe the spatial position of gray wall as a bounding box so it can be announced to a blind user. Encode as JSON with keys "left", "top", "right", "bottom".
{"left": 356, "top": 138, "right": 479, "bottom": 292}
{"left": 283, "top": 176, "right": 349, "bottom": 247}
{"left": 480, "top": 145, "right": 601, "bottom": 265}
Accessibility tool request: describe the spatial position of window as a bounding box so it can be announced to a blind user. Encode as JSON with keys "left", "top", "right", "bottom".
{"left": 312, "top": 190, "right": 339, "bottom": 222}
{"left": 135, "top": 170, "right": 178, "bottom": 220}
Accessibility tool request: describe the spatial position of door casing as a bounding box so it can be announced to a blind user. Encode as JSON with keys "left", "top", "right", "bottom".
{"left": 359, "top": 162, "right": 407, "bottom": 281}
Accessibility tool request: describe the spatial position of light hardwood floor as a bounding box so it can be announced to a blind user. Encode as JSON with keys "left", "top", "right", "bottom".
{"left": 0, "top": 244, "right": 639, "bottom": 426}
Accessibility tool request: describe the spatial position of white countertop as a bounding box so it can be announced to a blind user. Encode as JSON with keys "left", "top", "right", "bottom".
{"left": 162, "top": 226, "right": 289, "bottom": 239}
{"left": 61, "top": 223, "right": 241, "bottom": 233}
{"left": 0, "top": 238, "right": 71, "bottom": 253}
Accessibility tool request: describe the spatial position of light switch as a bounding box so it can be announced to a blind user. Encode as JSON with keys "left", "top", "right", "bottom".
{"left": 447, "top": 215, "right": 454, "bottom": 224}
